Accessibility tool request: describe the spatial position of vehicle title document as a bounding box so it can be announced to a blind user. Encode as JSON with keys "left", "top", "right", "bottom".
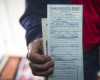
{"left": 42, "top": 5, "right": 83, "bottom": 80}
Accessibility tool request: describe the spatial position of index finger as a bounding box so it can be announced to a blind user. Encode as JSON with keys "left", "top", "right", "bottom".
{"left": 28, "top": 52, "right": 51, "bottom": 64}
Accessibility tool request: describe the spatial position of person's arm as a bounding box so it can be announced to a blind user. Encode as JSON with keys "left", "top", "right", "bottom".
{"left": 20, "top": 0, "right": 54, "bottom": 76}
{"left": 20, "top": 0, "right": 47, "bottom": 45}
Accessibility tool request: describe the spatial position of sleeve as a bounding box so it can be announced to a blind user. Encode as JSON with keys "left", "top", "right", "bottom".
{"left": 20, "top": 0, "right": 47, "bottom": 45}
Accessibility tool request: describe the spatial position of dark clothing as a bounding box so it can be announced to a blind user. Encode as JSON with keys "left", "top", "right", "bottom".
{"left": 20, "top": 0, "right": 100, "bottom": 80}
{"left": 20, "top": 0, "right": 71, "bottom": 46}
{"left": 84, "top": 46, "right": 99, "bottom": 80}
{"left": 20, "top": 0, "right": 100, "bottom": 51}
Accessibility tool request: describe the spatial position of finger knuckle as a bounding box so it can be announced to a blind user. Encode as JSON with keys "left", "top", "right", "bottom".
{"left": 32, "top": 70, "right": 37, "bottom": 76}
{"left": 28, "top": 53, "right": 34, "bottom": 61}
{"left": 41, "top": 72, "right": 47, "bottom": 76}
{"left": 30, "top": 64, "right": 37, "bottom": 70}
{"left": 33, "top": 73, "right": 37, "bottom": 76}
{"left": 49, "top": 68, "right": 54, "bottom": 73}
{"left": 29, "top": 62, "right": 33, "bottom": 69}
{"left": 28, "top": 56, "right": 32, "bottom": 61}
{"left": 42, "top": 65, "right": 48, "bottom": 70}
{"left": 41, "top": 56, "right": 46, "bottom": 62}
{"left": 44, "top": 63, "right": 49, "bottom": 69}
{"left": 29, "top": 62, "right": 31, "bottom": 66}
{"left": 32, "top": 64, "right": 37, "bottom": 69}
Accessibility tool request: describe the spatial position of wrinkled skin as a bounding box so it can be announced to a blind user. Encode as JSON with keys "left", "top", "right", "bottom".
{"left": 27, "top": 38, "right": 54, "bottom": 76}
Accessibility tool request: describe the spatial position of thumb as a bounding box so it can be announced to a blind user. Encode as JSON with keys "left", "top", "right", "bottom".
{"left": 28, "top": 38, "right": 44, "bottom": 55}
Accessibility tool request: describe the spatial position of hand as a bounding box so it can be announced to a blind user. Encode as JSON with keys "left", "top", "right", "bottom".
{"left": 27, "top": 38, "right": 54, "bottom": 76}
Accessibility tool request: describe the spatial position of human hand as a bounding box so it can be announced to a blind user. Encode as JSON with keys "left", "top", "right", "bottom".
{"left": 27, "top": 38, "right": 54, "bottom": 76}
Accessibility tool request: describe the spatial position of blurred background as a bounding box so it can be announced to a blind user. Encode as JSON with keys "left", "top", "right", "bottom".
{"left": 0, "top": 0, "right": 27, "bottom": 57}
{"left": 0, "top": 0, "right": 44, "bottom": 80}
